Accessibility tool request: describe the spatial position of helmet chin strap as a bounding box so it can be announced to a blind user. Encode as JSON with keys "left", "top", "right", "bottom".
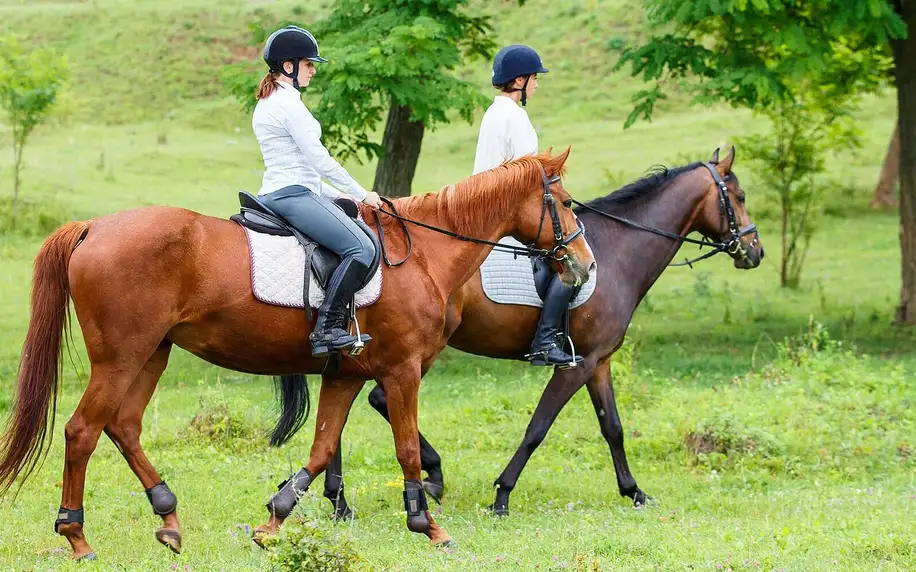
{"left": 506, "top": 75, "right": 531, "bottom": 106}
{"left": 279, "top": 58, "right": 302, "bottom": 91}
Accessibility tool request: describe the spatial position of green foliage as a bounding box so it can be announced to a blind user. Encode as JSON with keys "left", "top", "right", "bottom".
{"left": 265, "top": 519, "right": 368, "bottom": 572}
{"left": 738, "top": 83, "right": 862, "bottom": 288}
{"left": 226, "top": 0, "right": 500, "bottom": 164}
{"left": 614, "top": 1, "right": 902, "bottom": 127}
{"left": 182, "top": 386, "right": 266, "bottom": 449}
{"left": 0, "top": 34, "right": 68, "bottom": 228}
{"left": 684, "top": 411, "right": 781, "bottom": 472}
{"left": 0, "top": 197, "right": 70, "bottom": 238}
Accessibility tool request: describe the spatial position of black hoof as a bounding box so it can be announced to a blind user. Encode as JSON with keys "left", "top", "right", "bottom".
{"left": 331, "top": 505, "right": 354, "bottom": 521}
{"left": 423, "top": 480, "right": 444, "bottom": 504}
{"left": 488, "top": 503, "right": 509, "bottom": 517}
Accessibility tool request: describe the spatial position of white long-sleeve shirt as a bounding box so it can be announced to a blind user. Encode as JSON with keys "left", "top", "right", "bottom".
{"left": 252, "top": 82, "right": 367, "bottom": 201}
{"left": 472, "top": 95, "right": 538, "bottom": 175}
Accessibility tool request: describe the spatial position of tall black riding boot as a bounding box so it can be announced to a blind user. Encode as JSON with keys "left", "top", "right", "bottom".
{"left": 310, "top": 257, "right": 371, "bottom": 357}
{"left": 527, "top": 276, "right": 582, "bottom": 367}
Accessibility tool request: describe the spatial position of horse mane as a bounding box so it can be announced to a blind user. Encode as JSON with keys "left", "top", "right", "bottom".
{"left": 389, "top": 152, "right": 567, "bottom": 236}
{"left": 576, "top": 162, "right": 703, "bottom": 215}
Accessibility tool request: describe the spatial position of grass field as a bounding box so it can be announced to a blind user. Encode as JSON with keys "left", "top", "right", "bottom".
{"left": 1, "top": 0, "right": 914, "bottom": 570}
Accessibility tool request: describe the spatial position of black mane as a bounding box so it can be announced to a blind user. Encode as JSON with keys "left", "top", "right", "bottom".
{"left": 575, "top": 162, "right": 703, "bottom": 215}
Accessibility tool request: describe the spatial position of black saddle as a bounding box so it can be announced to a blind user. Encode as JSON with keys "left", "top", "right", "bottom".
{"left": 230, "top": 191, "right": 381, "bottom": 291}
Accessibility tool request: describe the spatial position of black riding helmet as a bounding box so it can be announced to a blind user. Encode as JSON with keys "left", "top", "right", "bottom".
{"left": 263, "top": 25, "right": 328, "bottom": 91}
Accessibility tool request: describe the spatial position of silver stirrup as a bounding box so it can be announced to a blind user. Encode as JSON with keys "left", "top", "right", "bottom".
{"left": 345, "top": 301, "right": 365, "bottom": 356}
{"left": 558, "top": 334, "right": 578, "bottom": 370}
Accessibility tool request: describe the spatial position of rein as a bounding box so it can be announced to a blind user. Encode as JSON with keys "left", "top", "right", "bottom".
{"left": 372, "top": 168, "right": 583, "bottom": 266}
{"left": 571, "top": 163, "right": 758, "bottom": 268}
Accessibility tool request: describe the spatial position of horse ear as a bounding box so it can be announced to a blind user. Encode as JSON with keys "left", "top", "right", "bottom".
{"left": 550, "top": 145, "right": 572, "bottom": 173}
{"left": 709, "top": 148, "right": 720, "bottom": 164}
{"left": 718, "top": 145, "right": 736, "bottom": 172}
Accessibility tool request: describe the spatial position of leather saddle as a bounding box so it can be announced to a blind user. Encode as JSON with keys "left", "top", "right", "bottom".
{"left": 230, "top": 191, "right": 381, "bottom": 291}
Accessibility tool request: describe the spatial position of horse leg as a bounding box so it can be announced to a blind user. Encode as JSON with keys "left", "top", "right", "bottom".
{"left": 490, "top": 365, "right": 590, "bottom": 516}
{"left": 57, "top": 358, "right": 152, "bottom": 560}
{"left": 367, "top": 384, "right": 444, "bottom": 501}
{"left": 253, "top": 377, "right": 365, "bottom": 545}
{"left": 585, "top": 358, "right": 648, "bottom": 507}
{"left": 102, "top": 342, "right": 184, "bottom": 553}
{"left": 323, "top": 436, "right": 353, "bottom": 520}
{"left": 377, "top": 370, "right": 451, "bottom": 546}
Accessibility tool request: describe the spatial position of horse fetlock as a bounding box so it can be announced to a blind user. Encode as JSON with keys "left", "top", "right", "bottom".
{"left": 146, "top": 481, "right": 178, "bottom": 515}
{"left": 403, "top": 480, "right": 430, "bottom": 533}
{"left": 54, "top": 506, "right": 84, "bottom": 535}
{"left": 267, "top": 468, "right": 312, "bottom": 519}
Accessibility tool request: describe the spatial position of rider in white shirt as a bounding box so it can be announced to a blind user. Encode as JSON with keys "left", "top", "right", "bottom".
{"left": 252, "top": 26, "right": 382, "bottom": 358}
{"left": 473, "top": 45, "right": 582, "bottom": 368}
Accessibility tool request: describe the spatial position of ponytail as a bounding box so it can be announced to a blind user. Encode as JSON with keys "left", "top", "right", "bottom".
{"left": 256, "top": 71, "right": 280, "bottom": 100}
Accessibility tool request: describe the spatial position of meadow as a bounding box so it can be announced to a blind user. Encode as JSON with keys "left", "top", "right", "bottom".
{"left": 0, "top": 0, "right": 913, "bottom": 570}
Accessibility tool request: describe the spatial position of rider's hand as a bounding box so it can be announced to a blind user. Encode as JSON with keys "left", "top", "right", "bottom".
{"left": 362, "top": 191, "right": 382, "bottom": 209}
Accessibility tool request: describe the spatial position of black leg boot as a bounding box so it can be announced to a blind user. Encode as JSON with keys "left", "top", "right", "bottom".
{"left": 527, "top": 276, "right": 583, "bottom": 367}
{"left": 310, "top": 257, "right": 371, "bottom": 357}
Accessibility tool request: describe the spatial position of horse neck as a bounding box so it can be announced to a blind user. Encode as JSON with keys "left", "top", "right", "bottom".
{"left": 600, "top": 170, "right": 710, "bottom": 301}
{"left": 394, "top": 172, "right": 536, "bottom": 295}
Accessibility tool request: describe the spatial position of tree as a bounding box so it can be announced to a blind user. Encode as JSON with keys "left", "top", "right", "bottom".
{"left": 0, "top": 35, "right": 68, "bottom": 228}
{"left": 871, "top": 124, "right": 899, "bottom": 208}
{"left": 739, "top": 89, "right": 859, "bottom": 288}
{"left": 226, "top": 1, "right": 514, "bottom": 197}
{"left": 615, "top": 1, "right": 915, "bottom": 316}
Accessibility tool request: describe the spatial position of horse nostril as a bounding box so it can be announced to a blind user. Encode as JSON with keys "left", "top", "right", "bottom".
{"left": 760, "top": 247, "right": 765, "bottom": 259}
{"left": 588, "top": 261, "right": 597, "bottom": 272}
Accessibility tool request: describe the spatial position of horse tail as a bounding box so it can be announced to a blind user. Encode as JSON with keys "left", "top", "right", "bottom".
{"left": 269, "top": 374, "right": 310, "bottom": 447}
{"left": 0, "top": 221, "right": 90, "bottom": 496}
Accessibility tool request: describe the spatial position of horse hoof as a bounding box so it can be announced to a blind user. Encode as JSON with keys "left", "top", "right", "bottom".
{"left": 631, "top": 488, "right": 655, "bottom": 509}
{"left": 434, "top": 538, "right": 456, "bottom": 550}
{"left": 423, "top": 481, "right": 444, "bottom": 504}
{"left": 251, "top": 527, "right": 275, "bottom": 550}
{"left": 331, "top": 506, "right": 354, "bottom": 521}
{"left": 156, "top": 527, "right": 182, "bottom": 554}
{"left": 75, "top": 552, "right": 97, "bottom": 562}
{"left": 488, "top": 503, "right": 509, "bottom": 517}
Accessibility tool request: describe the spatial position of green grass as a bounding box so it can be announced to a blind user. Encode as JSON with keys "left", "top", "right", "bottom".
{"left": 1, "top": 0, "right": 914, "bottom": 569}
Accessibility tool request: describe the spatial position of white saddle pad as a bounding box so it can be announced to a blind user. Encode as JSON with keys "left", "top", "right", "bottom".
{"left": 241, "top": 226, "right": 382, "bottom": 310}
{"left": 479, "top": 237, "right": 597, "bottom": 308}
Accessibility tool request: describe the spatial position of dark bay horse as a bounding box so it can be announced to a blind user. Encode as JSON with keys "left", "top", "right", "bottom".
{"left": 323, "top": 147, "right": 764, "bottom": 517}
{"left": 0, "top": 150, "right": 594, "bottom": 560}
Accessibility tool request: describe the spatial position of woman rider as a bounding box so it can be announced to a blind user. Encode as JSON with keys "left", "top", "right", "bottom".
{"left": 252, "top": 25, "right": 383, "bottom": 357}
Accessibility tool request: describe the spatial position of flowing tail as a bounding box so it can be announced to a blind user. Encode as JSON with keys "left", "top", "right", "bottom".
{"left": 0, "top": 221, "right": 90, "bottom": 496}
{"left": 269, "top": 374, "right": 310, "bottom": 447}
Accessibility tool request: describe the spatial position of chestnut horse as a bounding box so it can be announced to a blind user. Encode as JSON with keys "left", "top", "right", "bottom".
{"left": 323, "top": 147, "right": 765, "bottom": 517}
{"left": 0, "top": 150, "right": 593, "bottom": 560}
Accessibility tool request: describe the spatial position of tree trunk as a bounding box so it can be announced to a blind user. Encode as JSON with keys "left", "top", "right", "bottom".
{"left": 12, "top": 135, "right": 23, "bottom": 230}
{"left": 372, "top": 102, "right": 425, "bottom": 198}
{"left": 870, "top": 123, "right": 899, "bottom": 208}
{"left": 893, "top": 0, "right": 916, "bottom": 324}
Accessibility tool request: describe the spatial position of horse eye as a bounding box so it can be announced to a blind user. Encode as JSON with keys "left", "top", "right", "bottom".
{"left": 738, "top": 195, "right": 746, "bottom": 204}
{"left": 562, "top": 199, "right": 572, "bottom": 208}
